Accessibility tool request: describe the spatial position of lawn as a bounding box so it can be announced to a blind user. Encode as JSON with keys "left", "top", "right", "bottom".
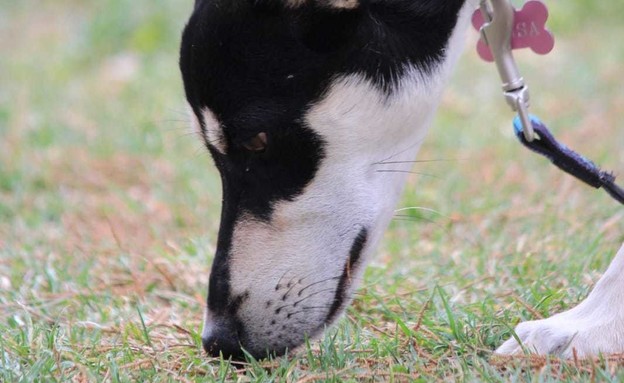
{"left": 1, "top": 0, "right": 623, "bottom": 381}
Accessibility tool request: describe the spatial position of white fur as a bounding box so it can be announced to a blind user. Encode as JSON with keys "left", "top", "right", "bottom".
{"left": 188, "top": 104, "right": 227, "bottom": 154}
{"left": 203, "top": 2, "right": 477, "bottom": 351}
{"left": 188, "top": 103, "right": 202, "bottom": 136}
{"left": 496, "top": 243, "right": 624, "bottom": 358}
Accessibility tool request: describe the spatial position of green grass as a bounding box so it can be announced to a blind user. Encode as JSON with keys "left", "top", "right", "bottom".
{"left": 1, "top": 0, "right": 623, "bottom": 381}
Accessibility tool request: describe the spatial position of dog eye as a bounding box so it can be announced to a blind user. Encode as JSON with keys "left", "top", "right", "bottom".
{"left": 241, "top": 132, "right": 268, "bottom": 153}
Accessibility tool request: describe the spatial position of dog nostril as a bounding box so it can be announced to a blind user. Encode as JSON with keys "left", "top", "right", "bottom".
{"left": 202, "top": 330, "right": 245, "bottom": 360}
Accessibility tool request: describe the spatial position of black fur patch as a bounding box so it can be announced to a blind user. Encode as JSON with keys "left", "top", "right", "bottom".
{"left": 325, "top": 227, "right": 368, "bottom": 324}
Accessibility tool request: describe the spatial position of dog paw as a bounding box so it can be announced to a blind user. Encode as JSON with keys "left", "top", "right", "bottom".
{"left": 495, "top": 314, "right": 624, "bottom": 358}
{"left": 495, "top": 318, "right": 576, "bottom": 356}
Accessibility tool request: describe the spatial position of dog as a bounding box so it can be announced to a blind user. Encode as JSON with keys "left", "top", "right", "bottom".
{"left": 179, "top": 0, "right": 624, "bottom": 360}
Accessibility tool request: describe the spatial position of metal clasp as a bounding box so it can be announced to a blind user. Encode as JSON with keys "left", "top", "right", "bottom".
{"left": 478, "top": 0, "right": 535, "bottom": 141}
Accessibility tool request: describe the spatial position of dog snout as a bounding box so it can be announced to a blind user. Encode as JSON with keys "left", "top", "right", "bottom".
{"left": 202, "top": 321, "right": 245, "bottom": 360}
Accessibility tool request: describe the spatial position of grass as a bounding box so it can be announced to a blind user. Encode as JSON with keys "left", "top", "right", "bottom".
{"left": 1, "top": 0, "right": 623, "bottom": 381}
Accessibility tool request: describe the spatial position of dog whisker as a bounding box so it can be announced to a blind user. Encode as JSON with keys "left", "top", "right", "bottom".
{"left": 293, "top": 287, "right": 338, "bottom": 306}
{"left": 281, "top": 270, "right": 318, "bottom": 298}
{"left": 274, "top": 303, "right": 292, "bottom": 314}
{"left": 282, "top": 282, "right": 300, "bottom": 300}
{"left": 283, "top": 310, "right": 311, "bottom": 319}
{"left": 285, "top": 308, "right": 331, "bottom": 318}
{"left": 301, "top": 305, "right": 334, "bottom": 311}
{"left": 275, "top": 269, "right": 291, "bottom": 291}
{"left": 375, "top": 169, "right": 440, "bottom": 179}
{"left": 394, "top": 207, "right": 452, "bottom": 223}
{"left": 161, "top": 118, "right": 191, "bottom": 124}
{"left": 297, "top": 276, "right": 343, "bottom": 296}
{"left": 297, "top": 270, "right": 319, "bottom": 285}
{"left": 395, "top": 206, "right": 441, "bottom": 214}
{"left": 373, "top": 136, "right": 427, "bottom": 165}
{"left": 372, "top": 158, "right": 460, "bottom": 166}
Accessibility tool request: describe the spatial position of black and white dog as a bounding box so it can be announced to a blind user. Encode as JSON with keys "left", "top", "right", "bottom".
{"left": 179, "top": 0, "right": 624, "bottom": 360}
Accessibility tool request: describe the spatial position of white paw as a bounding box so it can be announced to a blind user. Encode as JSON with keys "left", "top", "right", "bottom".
{"left": 496, "top": 313, "right": 624, "bottom": 358}
{"left": 495, "top": 317, "right": 576, "bottom": 357}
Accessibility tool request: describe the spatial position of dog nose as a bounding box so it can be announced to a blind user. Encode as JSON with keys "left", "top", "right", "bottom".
{"left": 202, "top": 325, "right": 245, "bottom": 360}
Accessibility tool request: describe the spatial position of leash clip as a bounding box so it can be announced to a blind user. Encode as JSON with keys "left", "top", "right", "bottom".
{"left": 477, "top": 0, "right": 535, "bottom": 142}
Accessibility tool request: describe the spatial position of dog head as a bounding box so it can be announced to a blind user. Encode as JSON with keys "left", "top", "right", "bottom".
{"left": 180, "top": 0, "right": 474, "bottom": 359}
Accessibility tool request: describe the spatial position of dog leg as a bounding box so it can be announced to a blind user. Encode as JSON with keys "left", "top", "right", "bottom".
{"left": 496, "top": 243, "right": 624, "bottom": 358}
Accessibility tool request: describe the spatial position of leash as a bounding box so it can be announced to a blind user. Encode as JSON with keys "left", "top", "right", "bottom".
{"left": 473, "top": 0, "right": 624, "bottom": 205}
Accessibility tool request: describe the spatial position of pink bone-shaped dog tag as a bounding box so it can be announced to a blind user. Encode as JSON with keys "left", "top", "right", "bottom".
{"left": 472, "top": 0, "right": 555, "bottom": 62}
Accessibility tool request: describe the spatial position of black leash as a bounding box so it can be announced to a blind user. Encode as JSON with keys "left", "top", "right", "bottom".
{"left": 514, "top": 115, "right": 624, "bottom": 205}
